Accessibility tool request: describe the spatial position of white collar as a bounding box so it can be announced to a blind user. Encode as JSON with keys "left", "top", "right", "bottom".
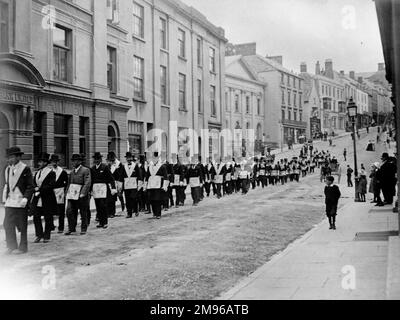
{"left": 75, "top": 165, "right": 82, "bottom": 172}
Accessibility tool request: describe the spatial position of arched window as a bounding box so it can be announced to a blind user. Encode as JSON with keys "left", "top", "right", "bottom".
{"left": 108, "top": 121, "right": 120, "bottom": 158}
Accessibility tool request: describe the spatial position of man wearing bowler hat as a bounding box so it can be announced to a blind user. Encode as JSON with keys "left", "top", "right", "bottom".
{"left": 91, "top": 152, "right": 116, "bottom": 228}
{"left": 65, "top": 154, "right": 91, "bottom": 235}
{"left": 2, "top": 147, "right": 34, "bottom": 254}
{"left": 50, "top": 154, "right": 69, "bottom": 233}
{"left": 119, "top": 152, "right": 143, "bottom": 218}
{"left": 32, "top": 152, "right": 57, "bottom": 243}
{"left": 107, "top": 151, "right": 125, "bottom": 217}
{"left": 377, "top": 152, "right": 397, "bottom": 205}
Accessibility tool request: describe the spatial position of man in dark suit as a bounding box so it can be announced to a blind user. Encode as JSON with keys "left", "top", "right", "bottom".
{"left": 145, "top": 152, "right": 168, "bottom": 219}
{"left": 107, "top": 152, "right": 125, "bottom": 217}
{"left": 50, "top": 154, "right": 69, "bottom": 233}
{"left": 324, "top": 176, "right": 341, "bottom": 230}
{"left": 65, "top": 154, "right": 91, "bottom": 235}
{"left": 172, "top": 157, "right": 186, "bottom": 207}
{"left": 32, "top": 153, "right": 57, "bottom": 243}
{"left": 91, "top": 152, "right": 116, "bottom": 228}
{"left": 377, "top": 153, "right": 397, "bottom": 205}
{"left": 119, "top": 152, "right": 143, "bottom": 218}
{"left": 2, "top": 147, "right": 34, "bottom": 254}
{"left": 186, "top": 157, "right": 204, "bottom": 206}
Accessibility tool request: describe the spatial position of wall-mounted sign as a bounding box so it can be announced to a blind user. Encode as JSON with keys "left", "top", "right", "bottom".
{"left": 0, "top": 89, "right": 35, "bottom": 105}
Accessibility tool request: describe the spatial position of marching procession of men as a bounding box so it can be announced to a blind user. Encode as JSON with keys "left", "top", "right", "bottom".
{"left": 2, "top": 144, "right": 337, "bottom": 254}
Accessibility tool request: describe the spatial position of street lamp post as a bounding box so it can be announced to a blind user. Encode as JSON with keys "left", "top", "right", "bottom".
{"left": 347, "top": 98, "right": 359, "bottom": 202}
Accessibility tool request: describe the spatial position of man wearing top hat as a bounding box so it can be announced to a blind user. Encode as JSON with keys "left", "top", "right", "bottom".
{"left": 163, "top": 156, "right": 175, "bottom": 211}
{"left": 65, "top": 154, "right": 91, "bottom": 235}
{"left": 186, "top": 156, "right": 204, "bottom": 206}
{"left": 107, "top": 152, "right": 125, "bottom": 217}
{"left": 32, "top": 153, "right": 57, "bottom": 243}
{"left": 119, "top": 152, "right": 143, "bottom": 218}
{"left": 213, "top": 158, "right": 226, "bottom": 199}
{"left": 145, "top": 152, "right": 168, "bottom": 219}
{"left": 203, "top": 158, "right": 214, "bottom": 198}
{"left": 172, "top": 156, "right": 186, "bottom": 207}
{"left": 50, "top": 154, "right": 69, "bottom": 234}
{"left": 90, "top": 152, "right": 116, "bottom": 228}
{"left": 2, "top": 147, "right": 34, "bottom": 254}
{"left": 137, "top": 155, "right": 149, "bottom": 213}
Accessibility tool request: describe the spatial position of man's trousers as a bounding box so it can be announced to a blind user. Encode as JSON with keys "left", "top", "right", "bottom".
{"left": 4, "top": 208, "right": 28, "bottom": 252}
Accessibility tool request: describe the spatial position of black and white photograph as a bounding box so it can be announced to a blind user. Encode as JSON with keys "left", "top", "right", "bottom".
{"left": 1, "top": 0, "right": 400, "bottom": 309}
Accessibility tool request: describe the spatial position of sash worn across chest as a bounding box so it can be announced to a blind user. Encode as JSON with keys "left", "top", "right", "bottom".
{"left": 36, "top": 167, "right": 52, "bottom": 188}
{"left": 6, "top": 163, "right": 27, "bottom": 192}
{"left": 54, "top": 166, "right": 63, "bottom": 182}
{"left": 124, "top": 163, "right": 136, "bottom": 177}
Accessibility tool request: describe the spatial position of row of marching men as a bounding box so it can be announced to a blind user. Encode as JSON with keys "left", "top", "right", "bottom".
{"left": 2, "top": 145, "right": 322, "bottom": 254}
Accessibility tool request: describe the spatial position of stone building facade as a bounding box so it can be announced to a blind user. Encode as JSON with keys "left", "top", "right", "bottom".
{"left": 0, "top": 0, "right": 228, "bottom": 190}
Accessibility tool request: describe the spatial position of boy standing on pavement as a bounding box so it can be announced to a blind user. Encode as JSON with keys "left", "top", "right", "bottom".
{"left": 324, "top": 176, "right": 341, "bottom": 230}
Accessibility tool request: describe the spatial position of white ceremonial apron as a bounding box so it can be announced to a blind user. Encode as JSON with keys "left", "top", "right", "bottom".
{"left": 54, "top": 188, "right": 65, "bottom": 204}
{"left": 124, "top": 177, "right": 138, "bottom": 190}
{"left": 189, "top": 177, "right": 200, "bottom": 188}
{"left": 67, "top": 184, "right": 82, "bottom": 200}
{"left": 92, "top": 183, "right": 107, "bottom": 199}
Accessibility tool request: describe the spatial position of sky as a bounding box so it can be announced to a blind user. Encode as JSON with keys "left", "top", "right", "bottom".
{"left": 182, "top": 0, "right": 384, "bottom": 74}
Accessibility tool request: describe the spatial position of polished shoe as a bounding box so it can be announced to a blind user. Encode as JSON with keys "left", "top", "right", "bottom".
{"left": 96, "top": 224, "right": 104, "bottom": 228}
{"left": 103, "top": 225, "right": 108, "bottom": 229}
{"left": 135, "top": 212, "right": 139, "bottom": 217}
{"left": 57, "top": 230, "right": 64, "bottom": 234}
{"left": 329, "top": 225, "right": 333, "bottom": 230}
{"left": 333, "top": 225, "right": 336, "bottom": 230}
{"left": 34, "top": 237, "right": 42, "bottom": 243}
{"left": 43, "top": 239, "right": 50, "bottom": 243}
{"left": 375, "top": 203, "right": 385, "bottom": 207}
{"left": 156, "top": 216, "right": 161, "bottom": 220}
{"left": 80, "top": 231, "right": 87, "bottom": 235}
{"left": 126, "top": 215, "right": 132, "bottom": 219}
{"left": 65, "top": 231, "right": 76, "bottom": 236}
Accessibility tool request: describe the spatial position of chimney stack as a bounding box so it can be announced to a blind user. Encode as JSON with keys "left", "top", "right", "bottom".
{"left": 358, "top": 76, "right": 363, "bottom": 84}
{"left": 300, "top": 62, "right": 307, "bottom": 73}
{"left": 315, "top": 61, "right": 321, "bottom": 75}
{"left": 267, "top": 55, "right": 283, "bottom": 65}
{"left": 340, "top": 70, "right": 344, "bottom": 76}
{"left": 349, "top": 71, "right": 355, "bottom": 80}
{"left": 325, "top": 59, "right": 334, "bottom": 79}
{"left": 378, "top": 63, "right": 385, "bottom": 72}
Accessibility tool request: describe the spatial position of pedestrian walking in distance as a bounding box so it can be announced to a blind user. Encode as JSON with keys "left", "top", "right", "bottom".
{"left": 324, "top": 176, "right": 341, "bottom": 230}
{"left": 343, "top": 148, "right": 347, "bottom": 162}
{"left": 346, "top": 165, "right": 354, "bottom": 187}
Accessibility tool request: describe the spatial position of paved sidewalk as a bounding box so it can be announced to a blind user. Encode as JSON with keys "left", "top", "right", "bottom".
{"left": 218, "top": 184, "right": 398, "bottom": 300}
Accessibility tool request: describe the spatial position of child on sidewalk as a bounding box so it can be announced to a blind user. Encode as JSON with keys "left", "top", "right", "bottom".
{"left": 324, "top": 176, "right": 341, "bottom": 230}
